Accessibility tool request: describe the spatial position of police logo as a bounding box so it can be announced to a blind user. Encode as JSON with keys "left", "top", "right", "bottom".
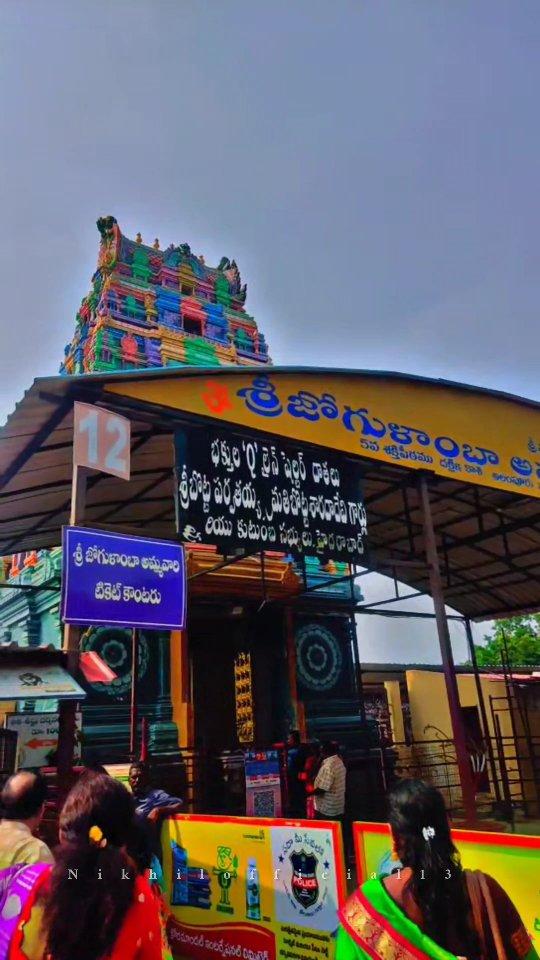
{"left": 290, "top": 849, "right": 319, "bottom": 909}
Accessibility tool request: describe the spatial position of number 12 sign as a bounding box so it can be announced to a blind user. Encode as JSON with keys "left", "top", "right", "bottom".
{"left": 73, "top": 402, "right": 131, "bottom": 481}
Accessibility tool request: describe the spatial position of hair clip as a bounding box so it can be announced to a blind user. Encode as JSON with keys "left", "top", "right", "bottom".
{"left": 422, "top": 826, "right": 435, "bottom": 842}
{"left": 89, "top": 824, "right": 107, "bottom": 848}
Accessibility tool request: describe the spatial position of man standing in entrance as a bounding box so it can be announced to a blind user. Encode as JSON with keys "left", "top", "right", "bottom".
{"left": 312, "top": 741, "right": 346, "bottom": 821}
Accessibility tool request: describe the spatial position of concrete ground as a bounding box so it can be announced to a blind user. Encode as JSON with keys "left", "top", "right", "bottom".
{"left": 511, "top": 818, "right": 540, "bottom": 836}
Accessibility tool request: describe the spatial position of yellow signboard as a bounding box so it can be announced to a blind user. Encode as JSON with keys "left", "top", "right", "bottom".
{"left": 106, "top": 370, "right": 540, "bottom": 499}
{"left": 353, "top": 822, "right": 540, "bottom": 947}
{"left": 161, "top": 814, "right": 346, "bottom": 960}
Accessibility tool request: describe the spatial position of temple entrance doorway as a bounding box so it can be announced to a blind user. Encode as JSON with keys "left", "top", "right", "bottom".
{"left": 191, "top": 619, "right": 237, "bottom": 753}
{"left": 189, "top": 605, "right": 289, "bottom": 754}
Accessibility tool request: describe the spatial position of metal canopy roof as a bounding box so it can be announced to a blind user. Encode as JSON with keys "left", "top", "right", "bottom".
{"left": 1, "top": 366, "right": 540, "bottom": 622}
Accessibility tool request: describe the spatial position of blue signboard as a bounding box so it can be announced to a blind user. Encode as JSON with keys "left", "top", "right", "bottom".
{"left": 61, "top": 527, "right": 186, "bottom": 631}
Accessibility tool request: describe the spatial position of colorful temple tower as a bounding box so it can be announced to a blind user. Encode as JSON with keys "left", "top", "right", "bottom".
{"left": 60, "top": 216, "right": 269, "bottom": 375}
{"left": 2, "top": 218, "right": 366, "bottom": 773}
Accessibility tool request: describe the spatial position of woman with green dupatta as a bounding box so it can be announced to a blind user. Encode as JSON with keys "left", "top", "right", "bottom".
{"left": 336, "top": 780, "right": 537, "bottom": 960}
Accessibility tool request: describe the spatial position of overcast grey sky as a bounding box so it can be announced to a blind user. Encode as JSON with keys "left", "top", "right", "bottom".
{"left": 1, "top": 1, "right": 538, "bottom": 661}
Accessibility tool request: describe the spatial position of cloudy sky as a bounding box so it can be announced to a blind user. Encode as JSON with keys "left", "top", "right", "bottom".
{"left": 1, "top": 1, "right": 538, "bottom": 661}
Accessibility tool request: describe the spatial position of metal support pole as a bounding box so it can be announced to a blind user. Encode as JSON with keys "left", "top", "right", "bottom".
{"left": 140, "top": 716, "right": 148, "bottom": 763}
{"left": 260, "top": 551, "right": 267, "bottom": 604}
{"left": 300, "top": 556, "right": 308, "bottom": 593}
{"left": 57, "top": 464, "right": 87, "bottom": 786}
{"left": 130, "top": 628, "right": 140, "bottom": 759}
{"left": 464, "top": 618, "right": 501, "bottom": 803}
{"left": 419, "top": 475, "right": 477, "bottom": 824}
{"left": 350, "top": 613, "right": 367, "bottom": 726}
{"left": 500, "top": 631, "right": 528, "bottom": 810}
{"left": 349, "top": 564, "right": 366, "bottom": 725}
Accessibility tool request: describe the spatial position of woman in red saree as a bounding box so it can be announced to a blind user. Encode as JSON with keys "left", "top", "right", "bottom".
{"left": 337, "top": 779, "right": 537, "bottom": 960}
{"left": 7, "top": 773, "right": 168, "bottom": 960}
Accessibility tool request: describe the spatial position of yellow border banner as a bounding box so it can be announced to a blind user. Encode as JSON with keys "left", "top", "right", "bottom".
{"left": 107, "top": 371, "right": 540, "bottom": 499}
{"left": 353, "top": 822, "right": 540, "bottom": 946}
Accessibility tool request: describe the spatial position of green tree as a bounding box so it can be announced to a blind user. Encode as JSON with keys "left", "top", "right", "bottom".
{"left": 473, "top": 614, "right": 540, "bottom": 667}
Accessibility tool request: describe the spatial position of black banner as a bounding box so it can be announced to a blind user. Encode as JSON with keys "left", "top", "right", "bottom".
{"left": 174, "top": 425, "right": 367, "bottom": 562}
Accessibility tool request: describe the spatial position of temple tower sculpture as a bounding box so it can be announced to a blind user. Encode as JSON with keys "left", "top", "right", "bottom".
{"left": 61, "top": 217, "right": 269, "bottom": 376}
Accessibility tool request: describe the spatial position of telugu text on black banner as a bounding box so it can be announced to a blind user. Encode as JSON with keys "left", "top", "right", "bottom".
{"left": 174, "top": 426, "right": 367, "bottom": 563}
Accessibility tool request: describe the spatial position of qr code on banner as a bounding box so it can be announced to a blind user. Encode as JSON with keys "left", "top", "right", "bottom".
{"left": 253, "top": 790, "right": 276, "bottom": 818}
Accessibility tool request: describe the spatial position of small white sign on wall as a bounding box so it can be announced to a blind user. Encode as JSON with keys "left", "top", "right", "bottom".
{"left": 5, "top": 712, "right": 82, "bottom": 769}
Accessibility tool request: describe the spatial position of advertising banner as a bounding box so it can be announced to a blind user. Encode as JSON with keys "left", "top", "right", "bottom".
{"left": 61, "top": 527, "right": 186, "bottom": 630}
{"left": 6, "top": 711, "right": 82, "bottom": 769}
{"left": 162, "top": 815, "right": 346, "bottom": 960}
{"left": 353, "top": 822, "right": 540, "bottom": 945}
{"left": 245, "top": 751, "right": 283, "bottom": 819}
{"left": 174, "top": 424, "right": 367, "bottom": 563}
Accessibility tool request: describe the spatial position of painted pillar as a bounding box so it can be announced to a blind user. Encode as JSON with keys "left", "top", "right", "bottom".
{"left": 170, "top": 629, "right": 193, "bottom": 748}
{"left": 284, "top": 607, "right": 306, "bottom": 738}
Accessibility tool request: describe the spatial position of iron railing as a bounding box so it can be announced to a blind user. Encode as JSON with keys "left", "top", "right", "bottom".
{"left": 36, "top": 728, "right": 539, "bottom": 838}
{"left": 164, "top": 735, "right": 539, "bottom": 825}
{"left": 390, "top": 734, "right": 540, "bottom": 823}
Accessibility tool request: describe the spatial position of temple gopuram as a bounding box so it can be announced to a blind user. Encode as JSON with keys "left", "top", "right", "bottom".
{"left": 61, "top": 215, "right": 269, "bottom": 374}
{"left": 0, "top": 217, "right": 368, "bottom": 800}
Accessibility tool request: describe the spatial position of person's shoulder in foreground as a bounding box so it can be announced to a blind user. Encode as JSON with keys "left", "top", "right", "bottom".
{"left": 13, "top": 773, "right": 164, "bottom": 960}
{"left": 335, "top": 778, "right": 538, "bottom": 960}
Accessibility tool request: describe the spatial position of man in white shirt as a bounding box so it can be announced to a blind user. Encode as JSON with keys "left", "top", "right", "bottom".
{"left": 312, "top": 741, "right": 346, "bottom": 821}
{"left": 0, "top": 771, "right": 54, "bottom": 868}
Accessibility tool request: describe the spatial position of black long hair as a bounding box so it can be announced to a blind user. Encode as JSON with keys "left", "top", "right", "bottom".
{"left": 388, "top": 779, "right": 480, "bottom": 959}
{"left": 43, "top": 773, "right": 136, "bottom": 960}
